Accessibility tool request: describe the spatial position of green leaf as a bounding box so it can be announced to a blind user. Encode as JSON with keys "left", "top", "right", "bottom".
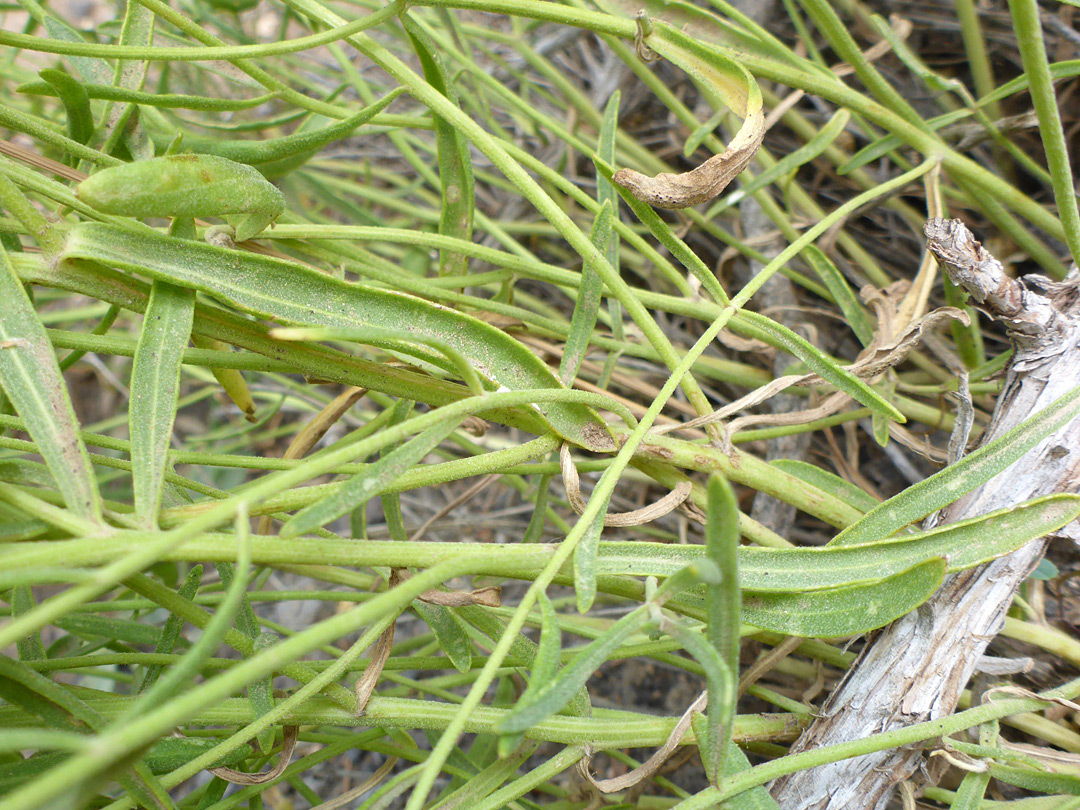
{"left": 39, "top": 69, "right": 94, "bottom": 147}
{"left": 669, "top": 621, "right": 733, "bottom": 786}
{"left": 609, "top": 164, "right": 727, "bottom": 303}
{"left": 769, "top": 459, "right": 879, "bottom": 513}
{"left": 742, "top": 557, "right": 947, "bottom": 637}
{"left": 458, "top": 604, "right": 590, "bottom": 719}
{"left": 705, "top": 475, "right": 740, "bottom": 662}
{"left": 988, "top": 761, "right": 1080, "bottom": 795}
{"left": 53, "top": 614, "right": 160, "bottom": 645}
{"left": 949, "top": 770, "right": 991, "bottom": 810}
{"left": 38, "top": 9, "right": 113, "bottom": 86}
{"left": 128, "top": 518, "right": 251, "bottom": 711}
{"left": 497, "top": 564, "right": 710, "bottom": 734}
{"left": 139, "top": 564, "right": 203, "bottom": 694}
{"left": 560, "top": 199, "right": 613, "bottom": 385}
{"left": 704, "top": 474, "right": 739, "bottom": 781}
{"left": 496, "top": 590, "right": 562, "bottom": 757}
{"left": 594, "top": 494, "right": 1080, "bottom": 590}
{"left": 18, "top": 81, "right": 278, "bottom": 112}
{"left": 76, "top": 155, "right": 285, "bottom": 241}
{"left": 595, "top": 91, "right": 624, "bottom": 390}
{"left": 144, "top": 737, "right": 253, "bottom": 775}
{"left": 401, "top": 14, "right": 474, "bottom": 277}
{"left": 1029, "top": 558, "right": 1060, "bottom": 581}
{"left": 272, "top": 325, "right": 486, "bottom": 396}
{"left": 10, "top": 587, "right": 45, "bottom": 662}
{"left": 717, "top": 743, "right": 782, "bottom": 809}
{"left": 838, "top": 109, "right": 966, "bottom": 175}
{"left": 101, "top": 0, "right": 155, "bottom": 161}
{"left": 130, "top": 280, "right": 194, "bottom": 527}
{"left": 414, "top": 602, "right": 473, "bottom": 674}
{"left": 530, "top": 591, "right": 563, "bottom": 692}
{"left": 572, "top": 491, "right": 611, "bottom": 614}
{"left": 168, "top": 88, "right": 406, "bottom": 174}
{"left": 738, "top": 310, "right": 905, "bottom": 422}
{"left": 830, "top": 383, "right": 1080, "bottom": 545}
{"left": 60, "top": 223, "right": 614, "bottom": 452}
{"left": 215, "top": 558, "right": 275, "bottom": 756}
{"left": 801, "top": 246, "right": 875, "bottom": 347}
{"left": 0, "top": 243, "right": 102, "bottom": 523}
{"left": 281, "top": 415, "right": 464, "bottom": 537}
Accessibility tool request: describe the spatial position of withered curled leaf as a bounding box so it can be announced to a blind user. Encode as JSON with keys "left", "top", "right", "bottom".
{"left": 612, "top": 107, "right": 765, "bottom": 209}
{"left": 610, "top": 19, "right": 765, "bottom": 209}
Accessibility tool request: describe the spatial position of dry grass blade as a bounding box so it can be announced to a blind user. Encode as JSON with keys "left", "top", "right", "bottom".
{"left": 256, "top": 386, "right": 366, "bottom": 535}
{"left": 207, "top": 724, "right": 298, "bottom": 785}
{"left": 560, "top": 442, "right": 692, "bottom": 526}
{"left": 581, "top": 690, "right": 708, "bottom": 793}
{"left": 612, "top": 108, "right": 765, "bottom": 209}
{"left": 353, "top": 622, "right": 394, "bottom": 717}
{"left": 310, "top": 757, "right": 400, "bottom": 810}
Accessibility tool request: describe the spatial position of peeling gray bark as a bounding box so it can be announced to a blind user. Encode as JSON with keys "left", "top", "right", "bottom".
{"left": 768, "top": 219, "right": 1080, "bottom": 809}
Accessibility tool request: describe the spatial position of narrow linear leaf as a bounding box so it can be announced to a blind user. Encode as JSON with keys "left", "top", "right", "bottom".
{"left": 987, "top": 762, "right": 1080, "bottom": 795}
{"left": 770, "top": 458, "right": 879, "bottom": 514}
{"left": 498, "top": 564, "right": 713, "bottom": 734}
{"left": 0, "top": 243, "right": 102, "bottom": 523}
{"left": 705, "top": 475, "right": 740, "bottom": 670}
{"left": 572, "top": 489, "right": 611, "bottom": 614}
{"left": 402, "top": 14, "right": 474, "bottom": 277}
{"left": 717, "top": 743, "right": 782, "bottom": 809}
{"left": 738, "top": 310, "right": 905, "bottom": 422}
{"left": 801, "top": 246, "right": 875, "bottom": 346}
{"left": 131, "top": 279, "right": 194, "bottom": 527}
{"left": 100, "top": 0, "right": 154, "bottom": 160}
{"left": 215, "top": 560, "right": 275, "bottom": 755}
{"left": 139, "top": 564, "right": 203, "bottom": 694}
{"left": 53, "top": 614, "right": 160, "bottom": 646}
{"left": 176, "top": 88, "right": 406, "bottom": 176}
{"left": 560, "top": 199, "right": 613, "bottom": 385}
{"left": 742, "top": 557, "right": 947, "bottom": 637}
{"left": 10, "top": 587, "right": 45, "bottom": 662}
{"left": 38, "top": 10, "right": 113, "bottom": 85}
{"left": 414, "top": 602, "right": 473, "bottom": 674}
{"left": 671, "top": 622, "right": 733, "bottom": 785}
{"left": 496, "top": 590, "right": 564, "bottom": 754}
{"left": 594, "top": 494, "right": 1080, "bottom": 590}
{"left": 144, "top": 737, "right": 252, "bottom": 775}
{"left": 596, "top": 91, "right": 624, "bottom": 390}
{"left": 949, "top": 770, "right": 991, "bottom": 810}
{"left": 60, "top": 223, "right": 614, "bottom": 451}
{"left": 838, "top": 109, "right": 968, "bottom": 175}
{"left": 610, "top": 165, "right": 727, "bottom": 304}
{"left": 39, "top": 69, "right": 94, "bottom": 148}
{"left": 17, "top": 81, "right": 278, "bottom": 111}
{"left": 429, "top": 741, "right": 536, "bottom": 810}
{"left": 458, "top": 604, "right": 591, "bottom": 719}
{"left": 831, "top": 383, "right": 1080, "bottom": 545}
{"left": 129, "top": 517, "right": 252, "bottom": 711}
{"left": 703, "top": 475, "right": 740, "bottom": 785}
{"left": 281, "top": 415, "right": 464, "bottom": 538}
{"left": 273, "top": 325, "right": 486, "bottom": 396}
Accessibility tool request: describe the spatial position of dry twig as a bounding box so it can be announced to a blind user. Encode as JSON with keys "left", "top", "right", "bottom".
{"left": 769, "top": 219, "right": 1080, "bottom": 808}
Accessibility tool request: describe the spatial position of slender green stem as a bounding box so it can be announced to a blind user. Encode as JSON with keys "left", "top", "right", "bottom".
{"left": 672, "top": 677, "right": 1080, "bottom": 809}
{"left": 1008, "top": 0, "right": 1080, "bottom": 261}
